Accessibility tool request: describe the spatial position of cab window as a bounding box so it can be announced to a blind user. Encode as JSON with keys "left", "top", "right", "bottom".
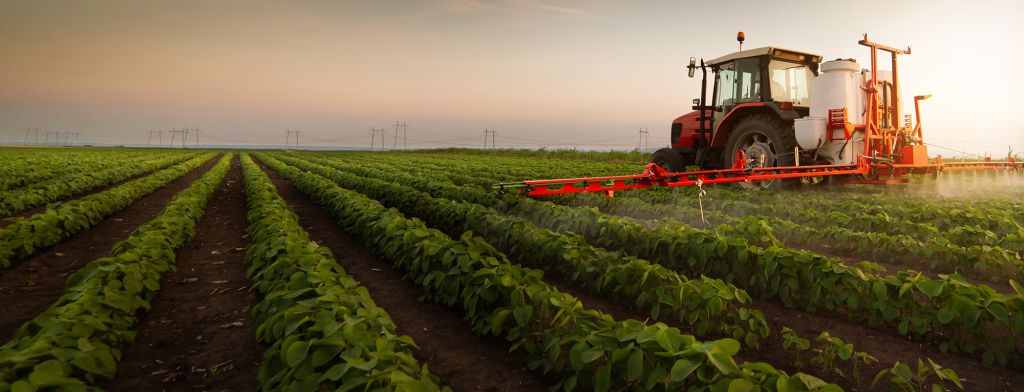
{"left": 715, "top": 58, "right": 762, "bottom": 108}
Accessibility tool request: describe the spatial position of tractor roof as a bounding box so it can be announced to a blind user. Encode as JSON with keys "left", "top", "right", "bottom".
{"left": 707, "top": 46, "right": 822, "bottom": 66}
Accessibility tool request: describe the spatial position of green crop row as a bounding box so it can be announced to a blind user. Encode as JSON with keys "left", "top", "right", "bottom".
{"left": 0, "top": 153, "right": 217, "bottom": 268}
{"left": 0, "top": 152, "right": 197, "bottom": 218}
{"left": 343, "top": 151, "right": 1022, "bottom": 241}
{"left": 239, "top": 154, "right": 448, "bottom": 391}
{"left": 257, "top": 154, "right": 839, "bottom": 391}
{"left": 567, "top": 193, "right": 1024, "bottom": 284}
{"left": 678, "top": 183, "right": 1022, "bottom": 238}
{"left": 271, "top": 154, "right": 770, "bottom": 347}
{"left": 321, "top": 154, "right": 1024, "bottom": 367}
{"left": 495, "top": 198, "right": 1024, "bottom": 366}
{"left": 0, "top": 150, "right": 165, "bottom": 192}
{"left": 0, "top": 153, "right": 231, "bottom": 391}
{"left": 639, "top": 186, "right": 1024, "bottom": 255}
{"left": 319, "top": 153, "right": 1024, "bottom": 282}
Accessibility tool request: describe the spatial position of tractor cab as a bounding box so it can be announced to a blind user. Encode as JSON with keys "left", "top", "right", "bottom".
{"left": 654, "top": 43, "right": 822, "bottom": 185}
{"left": 707, "top": 47, "right": 821, "bottom": 121}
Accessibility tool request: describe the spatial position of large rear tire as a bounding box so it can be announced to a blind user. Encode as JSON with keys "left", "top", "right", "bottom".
{"left": 723, "top": 113, "right": 797, "bottom": 189}
{"left": 650, "top": 148, "right": 685, "bottom": 172}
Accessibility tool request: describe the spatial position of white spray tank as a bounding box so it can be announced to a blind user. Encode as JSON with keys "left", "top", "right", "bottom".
{"left": 794, "top": 59, "right": 891, "bottom": 164}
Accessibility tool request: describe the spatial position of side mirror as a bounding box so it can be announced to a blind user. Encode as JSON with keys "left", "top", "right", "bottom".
{"left": 687, "top": 57, "right": 696, "bottom": 78}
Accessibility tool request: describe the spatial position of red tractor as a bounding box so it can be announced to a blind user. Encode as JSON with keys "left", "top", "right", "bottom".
{"left": 495, "top": 34, "right": 1020, "bottom": 198}
{"left": 651, "top": 33, "right": 829, "bottom": 187}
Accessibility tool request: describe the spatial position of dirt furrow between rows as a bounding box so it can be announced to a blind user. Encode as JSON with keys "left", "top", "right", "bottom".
{"left": 102, "top": 155, "right": 262, "bottom": 391}
{"left": 0, "top": 155, "right": 220, "bottom": 342}
{"left": 258, "top": 160, "right": 557, "bottom": 392}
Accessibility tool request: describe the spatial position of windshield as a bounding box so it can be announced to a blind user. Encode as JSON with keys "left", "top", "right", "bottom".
{"left": 768, "top": 61, "right": 813, "bottom": 106}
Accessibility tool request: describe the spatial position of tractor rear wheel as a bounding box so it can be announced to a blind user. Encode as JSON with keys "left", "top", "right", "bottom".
{"left": 650, "top": 148, "right": 685, "bottom": 172}
{"left": 724, "top": 113, "right": 797, "bottom": 189}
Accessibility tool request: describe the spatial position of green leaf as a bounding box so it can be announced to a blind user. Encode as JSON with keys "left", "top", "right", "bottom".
{"left": 795, "top": 373, "right": 828, "bottom": 389}
{"left": 286, "top": 340, "right": 311, "bottom": 368}
{"left": 715, "top": 339, "right": 741, "bottom": 356}
{"left": 491, "top": 309, "right": 511, "bottom": 334}
{"left": 594, "top": 363, "right": 612, "bottom": 392}
{"left": 10, "top": 380, "right": 33, "bottom": 392}
{"left": 892, "top": 362, "right": 913, "bottom": 381}
{"left": 513, "top": 306, "right": 533, "bottom": 327}
{"left": 670, "top": 359, "right": 698, "bottom": 382}
{"left": 28, "top": 360, "right": 73, "bottom": 387}
{"left": 562, "top": 375, "right": 577, "bottom": 392}
{"left": 626, "top": 350, "right": 643, "bottom": 382}
{"left": 915, "top": 280, "right": 944, "bottom": 299}
{"left": 581, "top": 348, "right": 604, "bottom": 364}
{"left": 728, "top": 378, "right": 756, "bottom": 392}
{"left": 707, "top": 351, "right": 740, "bottom": 375}
{"left": 1009, "top": 279, "right": 1024, "bottom": 295}
{"left": 986, "top": 303, "right": 1010, "bottom": 324}
{"left": 936, "top": 307, "right": 956, "bottom": 324}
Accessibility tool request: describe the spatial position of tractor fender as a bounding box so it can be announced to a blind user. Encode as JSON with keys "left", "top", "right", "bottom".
{"left": 709, "top": 103, "right": 799, "bottom": 147}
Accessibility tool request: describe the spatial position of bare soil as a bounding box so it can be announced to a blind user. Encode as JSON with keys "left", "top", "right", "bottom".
{"left": 256, "top": 159, "right": 558, "bottom": 391}
{"left": 0, "top": 155, "right": 220, "bottom": 342}
{"left": 103, "top": 155, "right": 262, "bottom": 392}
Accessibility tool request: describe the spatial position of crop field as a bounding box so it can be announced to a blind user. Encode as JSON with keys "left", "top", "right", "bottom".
{"left": 0, "top": 147, "right": 1022, "bottom": 391}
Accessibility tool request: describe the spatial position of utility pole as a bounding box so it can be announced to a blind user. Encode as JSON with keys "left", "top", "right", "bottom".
{"left": 369, "top": 128, "right": 386, "bottom": 151}
{"left": 147, "top": 130, "right": 162, "bottom": 146}
{"left": 285, "top": 130, "right": 301, "bottom": 149}
{"left": 192, "top": 128, "right": 200, "bottom": 147}
{"left": 483, "top": 129, "right": 496, "bottom": 149}
{"left": 392, "top": 121, "right": 408, "bottom": 150}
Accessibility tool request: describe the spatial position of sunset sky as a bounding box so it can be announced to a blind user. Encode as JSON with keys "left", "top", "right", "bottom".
{"left": 1, "top": 0, "right": 1022, "bottom": 154}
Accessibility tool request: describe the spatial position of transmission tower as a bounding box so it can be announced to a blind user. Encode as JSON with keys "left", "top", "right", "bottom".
{"left": 23, "top": 127, "right": 40, "bottom": 146}
{"left": 483, "top": 129, "right": 496, "bottom": 149}
{"left": 44, "top": 131, "right": 62, "bottom": 146}
{"left": 369, "top": 128, "right": 387, "bottom": 151}
{"left": 147, "top": 130, "right": 162, "bottom": 146}
{"left": 285, "top": 130, "right": 301, "bottom": 149}
{"left": 637, "top": 128, "right": 649, "bottom": 151}
{"left": 392, "top": 121, "right": 408, "bottom": 150}
{"left": 168, "top": 128, "right": 186, "bottom": 148}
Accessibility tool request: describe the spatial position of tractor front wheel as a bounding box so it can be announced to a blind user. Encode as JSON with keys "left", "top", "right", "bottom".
{"left": 650, "top": 148, "right": 685, "bottom": 173}
{"left": 723, "top": 114, "right": 797, "bottom": 189}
